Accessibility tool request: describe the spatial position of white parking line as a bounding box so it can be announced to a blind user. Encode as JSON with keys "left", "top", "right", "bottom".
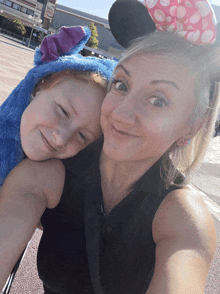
{"left": 191, "top": 185, "right": 220, "bottom": 222}
{"left": 203, "top": 200, "right": 220, "bottom": 213}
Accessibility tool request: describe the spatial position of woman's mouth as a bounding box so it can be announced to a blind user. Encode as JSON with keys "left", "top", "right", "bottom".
{"left": 111, "top": 125, "right": 138, "bottom": 139}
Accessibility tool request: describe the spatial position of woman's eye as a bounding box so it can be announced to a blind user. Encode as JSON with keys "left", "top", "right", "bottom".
{"left": 149, "top": 97, "right": 166, "bottom": 108}
{"left": 113, "top": 80, "right": 128, "bottom": 92}
{"left": 79, "top": 132, "right": 87, "bottom": 142}
{"left": 58, "top": 105, "right": 69, "bottom": 118}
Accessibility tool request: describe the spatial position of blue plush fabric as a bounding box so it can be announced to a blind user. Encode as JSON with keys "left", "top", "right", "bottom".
{"left": 0, "top": 27, "right": 117, "bottom": 186}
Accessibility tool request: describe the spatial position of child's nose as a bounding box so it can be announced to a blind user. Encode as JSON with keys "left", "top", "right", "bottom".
{"left": 52, "top": 128, "right": 72, "bottom": 147}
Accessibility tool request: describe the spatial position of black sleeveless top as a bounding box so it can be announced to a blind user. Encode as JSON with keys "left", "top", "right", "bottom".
{"left": 37, "top": 139, "right": 184, "bottom": 294}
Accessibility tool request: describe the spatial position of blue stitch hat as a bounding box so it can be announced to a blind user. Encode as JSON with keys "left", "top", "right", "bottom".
{"left": 0, "top": 26, "right": 117, "bottom": 186}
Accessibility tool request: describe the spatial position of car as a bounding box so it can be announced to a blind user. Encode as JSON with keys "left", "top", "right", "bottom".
{"left": 214, "top": 111, "right": 220, "bottom": 137}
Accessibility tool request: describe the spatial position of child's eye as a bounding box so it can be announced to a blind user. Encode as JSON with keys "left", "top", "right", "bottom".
{"left": 149, "top": 97, "right": 166, "bottom": 108}
{"left": 79, "top": 132, "right": 87, "bottom": 142}
{"left": 113, "top": 80, "right": 128, "bottom": 92}
{"left": 58, "top": 105, "right": 69, "bottom": 118}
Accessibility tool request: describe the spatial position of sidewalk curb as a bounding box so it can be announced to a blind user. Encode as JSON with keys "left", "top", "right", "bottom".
{"left": 191, "top": 184, "right": 220, "bottom": 222}
{"left": 0, "top": 34, "right": 35, "bottom": 52}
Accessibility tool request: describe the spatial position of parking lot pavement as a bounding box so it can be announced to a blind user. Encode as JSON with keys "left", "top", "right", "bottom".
{"left": 0, "top": 35, "right": 34, "bottom": 105}
{"left": 0, "top": 35, "right": 43, "bottom": 293}
{"left": 190, "top": 136, "right": 220, "bottom": 207}
{"left": 10, "top": 230, "right": 43, "bottom": 294}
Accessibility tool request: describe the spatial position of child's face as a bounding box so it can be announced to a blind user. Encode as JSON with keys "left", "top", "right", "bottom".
{"left": 20, "top": 78, "right": 105, "bottom": 161}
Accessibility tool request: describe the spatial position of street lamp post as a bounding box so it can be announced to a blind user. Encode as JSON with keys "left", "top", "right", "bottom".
{"left": 27, "top": 14, "right": 42, "bottom": 48}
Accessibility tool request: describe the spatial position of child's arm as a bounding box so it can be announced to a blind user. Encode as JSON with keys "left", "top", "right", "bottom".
{"left": 0, "top": 158, "right": 65, "bottom": 290}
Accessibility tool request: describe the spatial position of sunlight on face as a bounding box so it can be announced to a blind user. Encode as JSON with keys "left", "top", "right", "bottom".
{"left": 101, "top": 54, "right": 196, "bottom": 163}
{"left": 20, "top": 79, "right": 105, "bottom": 161}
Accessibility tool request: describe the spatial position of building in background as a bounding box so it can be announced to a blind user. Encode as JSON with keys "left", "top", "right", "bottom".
{"left": 2, "top": 2, "right": 219, "bottom": 59}
{"left": 0, "top": 0, "right": 43, "bottom": 26}
{"left": 0, "top": 0, "right": 123, "bottom": 58}
{"left": 212, "top": 4, "right": 220, "bottom": 23}
{"left": 0, "top": 0, "right": 56, "bottom": 33}
{"left": 48, "top": 3, "right": 220, "bottom": 59}
{"left": 40, "top": 0, "right": 55, "bottom": 35}
{"left": 49, "top": 4, "right": 124, "bottom": 59}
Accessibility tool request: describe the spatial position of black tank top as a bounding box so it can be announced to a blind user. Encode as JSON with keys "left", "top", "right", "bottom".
{"left": 38, "top": 139, "right": 184, "bottom": 294}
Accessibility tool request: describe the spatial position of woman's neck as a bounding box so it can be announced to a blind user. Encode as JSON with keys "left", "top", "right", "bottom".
{"left": 100, "top": 151, "right": 159, "bottom": 214}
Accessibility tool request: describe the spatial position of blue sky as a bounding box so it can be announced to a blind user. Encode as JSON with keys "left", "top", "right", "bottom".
{"left": 56, "top": 0, "right": 116, "bottom": 19}
{"left": 211, "top": 0, "right": 220, "bottom": 6}
{"left": 56, "top": 0, "right": 220, "bottom": 19}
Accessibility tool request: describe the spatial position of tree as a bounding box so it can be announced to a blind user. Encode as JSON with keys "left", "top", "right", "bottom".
{"left": 1, "top": 18, "right": 26, "bottom": 36}
{"left": 0, "top": 14, "right": 7, "bottom": 27}
{"left": 86, "top": 22, "right": 99, "bottom": 49}
{"left": 23, "top": 25, "right": 32, "bottom": 38}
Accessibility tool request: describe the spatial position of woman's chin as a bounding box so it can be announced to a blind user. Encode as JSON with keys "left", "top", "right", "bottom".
{"left": 102, "top": 141, "right": 133, "bottom": 162}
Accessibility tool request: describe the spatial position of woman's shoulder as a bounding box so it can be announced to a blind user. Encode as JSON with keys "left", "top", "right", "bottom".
{"left": 144, "top": 185, "right": 217, "bottom": 293}
{"left": 152, "top": 185, "right": 217, "bottom": 259}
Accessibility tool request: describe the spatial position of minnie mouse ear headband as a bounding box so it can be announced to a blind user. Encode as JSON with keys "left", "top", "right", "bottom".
{"left": 109, "top": 0, "right": 217, "bottom": 47}
{"left": 0, "top": 26, "right": 117, "bottom": 186}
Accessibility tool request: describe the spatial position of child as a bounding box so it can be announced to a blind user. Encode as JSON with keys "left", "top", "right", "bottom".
{"left": 0, "top": 25, "right": 117, "bottom": 293}
{"left": 0, "top": 26, "right": 117, "bottom": 186}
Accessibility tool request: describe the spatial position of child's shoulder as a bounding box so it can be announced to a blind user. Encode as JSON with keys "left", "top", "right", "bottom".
{"left": 5, "top": 158, "right": 65, "bottom": 208}
{"left": 21, "top": 157, "right": 65, "bottom": 174}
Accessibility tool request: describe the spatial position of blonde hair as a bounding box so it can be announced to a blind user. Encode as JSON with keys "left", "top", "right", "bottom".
{"left": 111, "top": 31, "right": 220, "bottom": 188}
{"left": 32, "top": 69, "right": 107, "bottom": 97}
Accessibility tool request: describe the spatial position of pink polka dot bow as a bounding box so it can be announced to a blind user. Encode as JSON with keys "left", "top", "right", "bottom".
{"left": 143, "top": 0, "right": 217, "bottom": 45}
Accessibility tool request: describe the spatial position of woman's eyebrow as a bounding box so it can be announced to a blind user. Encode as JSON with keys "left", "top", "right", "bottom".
{"left": 116, "top": 64, "right": 130, "bottom": 77}
{"left": 150, "top": 80, "right": 180, "bottom": 90}
{"left": 116, "top": 66, "right": 179, "bottom": 90}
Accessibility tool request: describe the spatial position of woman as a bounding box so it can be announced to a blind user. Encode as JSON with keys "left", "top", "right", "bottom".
{"left": 0, "top": 2, "right": 220, "bottom": 293}
{"left": 0, "top": 25, "right": 116, "bottom": 186}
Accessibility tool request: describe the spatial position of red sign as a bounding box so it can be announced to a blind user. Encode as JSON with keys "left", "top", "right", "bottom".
{"left": 44, "top": 2, "right": 56, "bottom": 20}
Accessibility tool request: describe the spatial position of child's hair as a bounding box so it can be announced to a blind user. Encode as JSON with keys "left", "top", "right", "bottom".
{"left": 32, "top": 70, "right": 108, "bottom": 98}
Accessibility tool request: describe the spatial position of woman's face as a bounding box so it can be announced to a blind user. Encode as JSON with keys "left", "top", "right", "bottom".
{"left": 101, "top": 54, "right": 197, "bottom": 163}
{"left": 20, "top": 78, "right": 105, "bottom": 161}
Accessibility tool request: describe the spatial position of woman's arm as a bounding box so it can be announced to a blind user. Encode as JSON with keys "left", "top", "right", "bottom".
{"left": 146, "top": 186, "right": 217, "bottom": 294}
{"left": 0, "top": 158, "right": 65, "bottom": 290}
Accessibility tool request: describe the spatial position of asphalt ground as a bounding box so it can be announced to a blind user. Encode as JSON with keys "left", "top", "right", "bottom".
{"left": 0, "top": 35, "right": 220, "bottom": 293}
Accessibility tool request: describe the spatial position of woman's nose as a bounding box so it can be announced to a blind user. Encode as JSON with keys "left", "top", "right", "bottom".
{"left": 112, "top": 98, "right": 137, "bottom": 125}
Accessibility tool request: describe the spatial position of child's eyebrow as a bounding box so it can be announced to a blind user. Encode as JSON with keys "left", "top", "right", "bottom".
{"left": 63, "top": 98, "right": 78, "bottom": 115}
{"left": 69, "top": 103, "right": 78, "bottom": 115}
{"left": 87, "top": 129, "right": 96, "bottom": 139}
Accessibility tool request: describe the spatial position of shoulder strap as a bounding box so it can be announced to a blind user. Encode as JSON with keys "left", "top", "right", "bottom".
{"left": 1, "top": 249, "right": 26, "bottom": 294}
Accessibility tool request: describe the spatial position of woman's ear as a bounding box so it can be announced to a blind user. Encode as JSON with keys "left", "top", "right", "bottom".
{"left": 176, "top": 118, "right": 206, "bottom": 146}
{"left": 186, "top": 117, "right": 208, "bottom": 139}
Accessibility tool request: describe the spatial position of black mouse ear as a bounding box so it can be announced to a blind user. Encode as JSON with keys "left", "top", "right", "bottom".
{"left": 108, "top": 0, "right": 156, "bottom": 48}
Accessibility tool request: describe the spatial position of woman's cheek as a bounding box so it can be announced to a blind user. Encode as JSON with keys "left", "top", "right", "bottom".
{"left": 101, "top": 93, "right": 118, "bottom": 114}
